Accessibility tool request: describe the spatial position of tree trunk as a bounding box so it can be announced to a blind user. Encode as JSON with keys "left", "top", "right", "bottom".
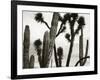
{"left": 66, "top": 36, "right": 74, "bottom": 66}
{"left": 37, "top": 48, "right": 42, "bottom": 67}
{"left": 59, "top": 57, "right": 62, "bottom": 67}
{"left": 54, "top": 44, "right": 59, "bottom": 67}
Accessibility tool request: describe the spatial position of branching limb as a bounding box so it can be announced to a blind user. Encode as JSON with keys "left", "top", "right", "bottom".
{"left": 43, "top": 20, "right": 51, "bottom": 30}
{"left": 56, "top": 23, "right": 63, "bottom": 37}
{"left": 75, "top": 56, "right": 90, "bottom": 66}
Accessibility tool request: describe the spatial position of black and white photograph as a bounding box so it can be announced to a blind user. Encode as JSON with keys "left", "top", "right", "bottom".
{"left": 11, "top": 1, "right": 97, "bottom": 79}
{"left": 23, "top": 11, "right": 90, "bottom": 68}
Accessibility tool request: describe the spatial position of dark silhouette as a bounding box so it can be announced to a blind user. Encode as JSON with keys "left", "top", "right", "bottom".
{"left": 41, "top": 31, "right": 50, "bottom": 67}
{"left": 34, "top": 12, "right": 62, "bottom": 67}
{"left": 35, "top": 13, "right": 50, "bottom": 29}
{"left": 23, "top": 25, "right": 30, "bottom": 68}
{"left": 78, "top": 40, "right": 89, "bottom": 66}
{"left": 75, "top": 56, "right": 90, "bottom": 66}
{"left": 34, "top": 39, "right": 42, "bottom": 67}
{"left": 57, "top": 47, "right": 63, "bottom": 67}
{"left": 65, "top": 14, "right": 86, "bottom": 66}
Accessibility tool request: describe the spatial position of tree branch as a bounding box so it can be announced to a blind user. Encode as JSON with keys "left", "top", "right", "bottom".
{"left": 75, "top": 56, "right": 90, "bottom": 66}
{"left": 56, "top": 23, "right": 63, "bottom": 37}
{"left": 43, "top": 21, "right": 51, "bottom": 30}
{"left": 54, "top": 44, "right": 59, "bottom": 67}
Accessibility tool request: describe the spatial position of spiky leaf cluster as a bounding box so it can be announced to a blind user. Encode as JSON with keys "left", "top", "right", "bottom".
{"left": 34, "top": 39, "right": 42, "bottom": 49}
{"left": 75, "top": 16, "right": 85, "bottom": 34}
{"left": 34, "top": 13, "right": 44, "bottom": 23}
{"left": 78, "top": 16, "right": 85, "bottom": 25}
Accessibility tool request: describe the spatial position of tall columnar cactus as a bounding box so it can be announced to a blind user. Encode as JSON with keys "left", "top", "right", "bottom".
{"left": 41, "top": 31, "right": 50, "bottom": 67}
{"left": 29, "top": 55, "right": 35, "bottom": 68}
{"left": 23, "top": 25, "right": 30, "bottom": 68}
{"left": 75, "top": 40, "right": 89, "bottom": 66}
{"left": 79, "top": 27, "right": 84, "bottom": 66}
{"left": 47, "top": 12, "right": 59, "bottom": 67}
{"left": 34, "top": 39, "right": 42, "bottom": 67}
{"left": 57, "top": 47, "right": 63, "bottom": 67}
{"left": 82, "top": 40, "right": 89, "bottom": 65}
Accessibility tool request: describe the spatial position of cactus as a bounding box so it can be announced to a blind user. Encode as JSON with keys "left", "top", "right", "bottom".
{"left": 34, "top": 12, "right": 65, "bottom": 67}
{"left": 29, "top": 55, "right": 35, "bottom": 68}
{"left": 47, "top": 12, "right": 59, "bottom": 67}
{"left": 34, "top": 39, "right": 42, "bottom": 67}
{"left": 82, "top": 40, "right": 89, "bottom": 65}
{"left": 79, "top": 27, "right": 84, "bottom": 66}
{"left": 41, "top": 12, "right": 59, "bottom": 67}
{"left": 57, "top": 47, "right": 63, "bottom": 67}
{"left": 23, "top": 25, "right": 30, "bottom": 68}
{"left": 41, "top": 31, "right": 50, "bottom": 67}
{"left": 75, "top": 40, "right": 89, "bottom": 66}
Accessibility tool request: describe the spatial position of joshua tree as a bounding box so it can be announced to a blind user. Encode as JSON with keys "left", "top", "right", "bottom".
{"left": 65, "top": 14, "right": 85, "bottom": 66}
{"left": 23, "top": 25, "right": 30, "bottom": 68}
{"left": 57, "top": 47, "right": 63, "bottom": 67}
{"left": 34, "top": 39, "right": 42, "bottom": 67}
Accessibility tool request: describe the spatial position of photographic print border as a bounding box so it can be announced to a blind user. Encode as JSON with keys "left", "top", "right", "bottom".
{"left": 11, "top": 0, "right": 97, "bottom": 79}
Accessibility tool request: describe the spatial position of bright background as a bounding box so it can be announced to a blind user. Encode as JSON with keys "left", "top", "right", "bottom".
{"left": 0, "top": 0, "right": 100, "bottom": 80}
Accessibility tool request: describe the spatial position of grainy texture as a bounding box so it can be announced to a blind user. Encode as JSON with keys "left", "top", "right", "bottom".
{"left": 29, "top": 55, "right": 35, "bottom": 68}
{"left": 23, "top": 25, "right": 30, "bottom": 68}
{"left": 42, "top": 31, "right": 50, "bottom": 67}
{"left": 82, "top": 40, "right": 89, "bottom": 65}
{"left": 47, "top": 12, "right": 59, "bottom": 67}
{"left": 79, "top": 28, "right": 83, "bottom": 66}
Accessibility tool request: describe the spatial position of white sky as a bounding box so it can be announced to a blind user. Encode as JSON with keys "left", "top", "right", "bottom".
{"left": 23, "top": 11, "right": 90, "bottom": 67}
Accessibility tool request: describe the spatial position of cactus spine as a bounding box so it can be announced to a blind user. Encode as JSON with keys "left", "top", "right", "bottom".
{"left": 23, "top": 25, "right": 30, "bottom": 68}
{"left": 29, "top": 55, "right": 35, "bottom": 68}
